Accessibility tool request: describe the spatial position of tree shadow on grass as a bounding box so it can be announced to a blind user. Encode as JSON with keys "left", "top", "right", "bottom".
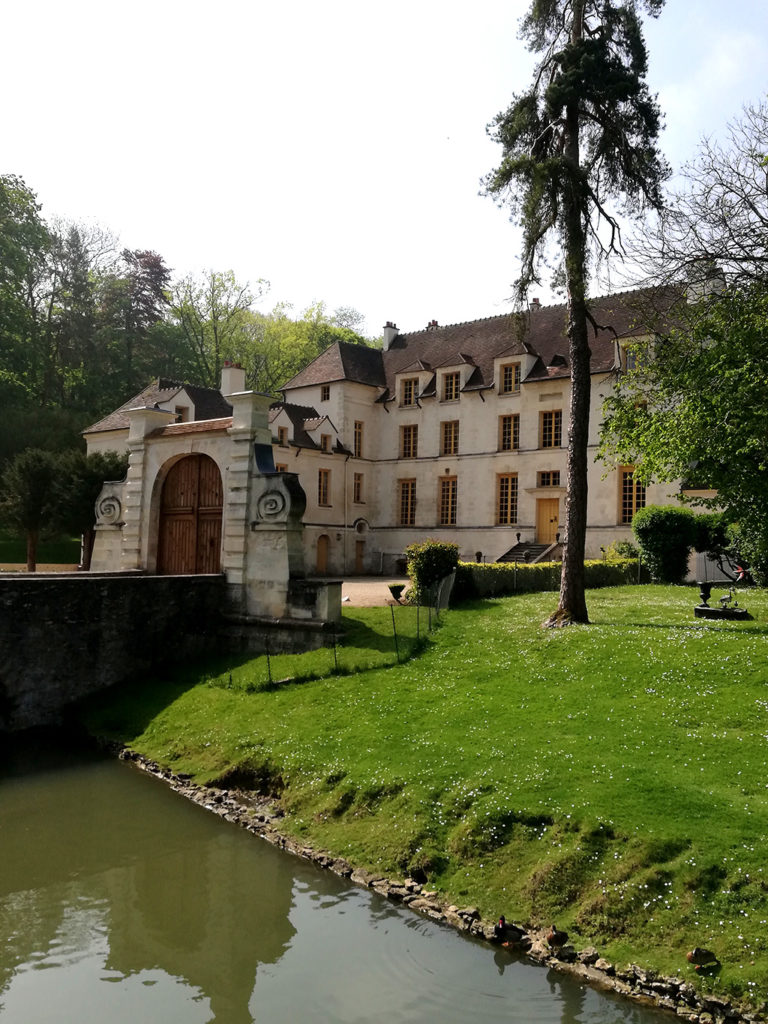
{"left": 76, "top": 647, "right": 259, "bottom": 743}
{"left": 79, "top": 621, "right": 436, "bottom": 742}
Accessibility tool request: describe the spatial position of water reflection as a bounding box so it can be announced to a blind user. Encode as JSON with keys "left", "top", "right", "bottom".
{"left": 0, "top": 737, "right": 295, "bottom": 1022}
{"left": 0, "top": 737, "right": 675, "bottom": 1024}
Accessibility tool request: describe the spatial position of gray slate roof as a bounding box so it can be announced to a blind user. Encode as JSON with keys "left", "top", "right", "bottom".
{"left": 84, "top": 379, "right": 233, "bottom": 434}
{"left": 281, "top": 287, "right": 681, "bottom": 397}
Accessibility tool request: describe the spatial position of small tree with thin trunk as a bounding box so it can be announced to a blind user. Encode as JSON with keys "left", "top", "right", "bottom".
{"left": 0, "top": 448, "right": 58, "bottom": 571}
{"left": 56, "top": 450, "right": 129, "bottom": 570}
{"left": 483, "top": 0, "right": 668, "bottom": 625}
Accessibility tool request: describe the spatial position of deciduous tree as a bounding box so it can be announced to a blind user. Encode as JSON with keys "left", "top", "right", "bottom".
{"left": 56, "top": 450, "right": 129, "bottom": 570}
{"left": 635, "top": 99, "right": 768, "bottom": 290}
{"left": 484, "top": 0, "right": 668, "bottom": 625}
{"left": 601, "top": 282, "right": 768, "bottom": 582}
{"left": 171, "top": 270, "right": 268, "bottom": 388}
{"left": 0, "top": 448, "right": 58, "bottom": 571}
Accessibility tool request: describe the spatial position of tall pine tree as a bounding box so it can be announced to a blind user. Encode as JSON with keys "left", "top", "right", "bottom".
{"left": 484, "top": 0, "right": 668, "bottom": 625}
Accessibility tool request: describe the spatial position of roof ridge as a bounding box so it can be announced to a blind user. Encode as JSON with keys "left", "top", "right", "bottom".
{"left": 397, "top": 285, "right": 674, "bottom": 336}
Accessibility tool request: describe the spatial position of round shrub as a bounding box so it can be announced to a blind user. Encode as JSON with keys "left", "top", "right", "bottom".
{"left": 404, "top": 540, "right": 459, "bottom": 600}
{"left": 632, "top": 505, "right": 696, "bottom": 583}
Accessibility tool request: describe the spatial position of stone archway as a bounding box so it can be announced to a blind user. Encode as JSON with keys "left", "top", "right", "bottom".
{"left": 157, "top": 454, "right": 223, "bottom": 574}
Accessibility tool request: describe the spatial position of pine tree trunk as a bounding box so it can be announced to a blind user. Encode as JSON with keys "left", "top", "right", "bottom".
{"left": 544, "top": 6, "right": 590, "bottom": 627}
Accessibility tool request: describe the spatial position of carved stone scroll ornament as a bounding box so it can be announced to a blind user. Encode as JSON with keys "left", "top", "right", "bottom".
{"left": 256, "top": 489, "right": 287, "bottom": 520}
{"left": 95, "top": 492, "right": 123, "bottom": 526}
{"left": 250, "top": 473, "right": 306, "bottom": 529}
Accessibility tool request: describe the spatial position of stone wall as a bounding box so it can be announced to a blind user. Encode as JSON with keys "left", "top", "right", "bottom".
{"left": 0, "top": 573, "right": 226, "bottom": 732}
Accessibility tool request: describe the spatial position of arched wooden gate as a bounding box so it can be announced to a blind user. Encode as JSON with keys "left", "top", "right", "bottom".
{"left": 157, "top": 454, "right": 223, "bottom": 574}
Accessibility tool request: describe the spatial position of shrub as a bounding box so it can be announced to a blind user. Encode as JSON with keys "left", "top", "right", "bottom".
{"left": 605, "top": 539, "right": 639, "bottom": 560}
{"left": 632, "top": 505, "right": 696, "bottom": 584}
{"left": 728, "top": 521, "right": 768, "bottom": 586}
{"left": 453, "top": 558, "right": 647, "bottom": 601}
{"left": 404, "top": 540, "right": 459, "bottom": 600}
{"left": 690, "top": 511, "right": 730, "bottom": 555}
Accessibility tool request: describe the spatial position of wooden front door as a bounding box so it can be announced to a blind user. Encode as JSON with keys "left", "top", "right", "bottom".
{"left": 316, "top": 534, "right": 330, "bottom": 574}
{"left": 158, "top": 454, "right": 223, "bottom": 574}
{"left": 536, "top": 498, "right": 559, "bottom": 545}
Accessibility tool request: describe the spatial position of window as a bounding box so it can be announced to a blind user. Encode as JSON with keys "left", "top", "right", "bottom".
{"left": 275, "top": 463, "right": 288, "bottom": 473}
{"left": 398, "top": 479, "right": 416, "bottom": 526}
{"left": 400, "top": 378, "right": 418, "bottom": 407}
{"left": 278, "top": 426, "right": 289, "bottom": 447}
{"left": 438, "top": 476, "right": 457, "bottom": 525}
{"left": 442, "top": 372, "right": 460, "bottom": 402}
{"left": 620, "top": 466, "right": 645, "bottom": 524}
{"left": 498, "top": 414, "right": 520, "bottom": 452}
{"left": 175, "top": 405, "right": 190, "bottom": 422}
{"left": 353, "top": 420, "right": 363, "bottom": 458}
{"left": 538, "top": 470, "right": 561, "bottom": 487}
{"left": 353, "top": 472, "right": 364, "bottom": 504}
{"left": 441, "top": 420, "right": 459, "bottom": 456}
{"left": 318, "top": 468, "right": 331, "bottom": 506}
{"left": 500, "top": 362, "right": 521, "bottom": 394}
{"left": 400, "top": 424, "right": 418, "bottom": 459}
{"left": 320, "top": 433, "right": 332, "bottom": 452}
{"left": 622, "top": 342, "right": 645, "bottom": 372}
{"left": 496, "top": 473, "right": 518, "bottom": 525}
{"left": 321, "top": 384, "right": 330, "bottom": 401}
{"left": 540, "top": 410, "right": 562, "bottom": 448}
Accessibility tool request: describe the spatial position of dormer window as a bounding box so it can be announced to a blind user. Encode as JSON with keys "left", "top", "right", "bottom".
{"left": 175, "top": 405, "right": 190, "bottom": 422}
{"left": 321, "top": 433, "right": 332, "bottom": 452}
{"left": 278, "top": 426, "right": 289, "bottom": 447}
{"left": 401, "top": 378, "right": 418, "bottom": 407}
{"left": 321, "top": 384, "right": 330, "bottom": 401}
{"left": 623, "top": 344, "right": 640, "bottom": 371}
{"left": 500, "top": 363, "right": 521, "bottom": 394}
{"left": 442, "top": 372, "right": 460, "bottom": 402}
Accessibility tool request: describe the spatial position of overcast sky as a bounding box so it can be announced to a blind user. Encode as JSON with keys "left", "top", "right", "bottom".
{"left": 4, "top": 0, "right": 767, "bottom": 336}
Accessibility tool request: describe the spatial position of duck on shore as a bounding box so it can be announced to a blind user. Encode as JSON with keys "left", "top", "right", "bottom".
{"left": 686, "top": 947, "right": 719, "bottom": 971}
{"left": 546, "top": 924, "right": 569, "bottom": 949}
{"left": 493, "top": 916, "right": 531, "bottom": 949}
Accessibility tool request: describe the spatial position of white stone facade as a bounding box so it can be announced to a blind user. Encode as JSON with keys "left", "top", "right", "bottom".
{"left": 84, "top": 291, "right": 683, "bottom": 580}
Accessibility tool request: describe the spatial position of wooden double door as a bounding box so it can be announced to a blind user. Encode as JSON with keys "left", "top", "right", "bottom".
{"left": 157, "top": 454, "right": 223, "bottom": 574}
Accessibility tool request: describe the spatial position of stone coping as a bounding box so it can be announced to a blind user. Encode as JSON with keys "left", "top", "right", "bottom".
{"left": 115, "top": 748, "right": 765, "bottom": 1024}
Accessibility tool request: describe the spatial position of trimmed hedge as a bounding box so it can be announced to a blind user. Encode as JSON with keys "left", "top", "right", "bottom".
{"left": 453, "top": 558, "right": 647, "bottom": 602}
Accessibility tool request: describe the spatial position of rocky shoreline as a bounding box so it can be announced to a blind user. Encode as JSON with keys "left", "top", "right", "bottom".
{"left": 118, "top": 748, "right": 765, "bottom": 1024}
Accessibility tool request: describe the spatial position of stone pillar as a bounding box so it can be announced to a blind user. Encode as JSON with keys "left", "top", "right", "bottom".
{"left": 222, "top": 392, "right": 274, "bottom": 592}
{"left": 91, "top": 480, "right": 126, "bottom": 572}
{"left": 244, "top": 471, "right": 307, "bottom": 618}
{"left": 121, "top": 406, "right": 176, "bottom": 569}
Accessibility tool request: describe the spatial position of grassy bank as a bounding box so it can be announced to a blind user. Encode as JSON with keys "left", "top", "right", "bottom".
{"left": 82, "top": 585, "right": 768, "bottom": 1007}
{"left": 0, "top": 529, "right": 80, "bottom": 565}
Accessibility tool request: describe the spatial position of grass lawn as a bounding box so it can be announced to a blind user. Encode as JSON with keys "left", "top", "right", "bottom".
{"left": 0, "top": 529, "right": 80, "bottom": 565}
{"left": 83, "top": 584, "right": 768, "bottom": 1006}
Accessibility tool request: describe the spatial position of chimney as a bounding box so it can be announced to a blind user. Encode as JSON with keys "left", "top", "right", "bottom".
{"left": 382, "top": 321, "right": 399, "bottom": 352}
{"left": 686, "top": 267, "right": 726, "bottom": 304}
{"left": 530, "top": 297, "right": 541, "bottom": 310}
{"left": 426, "top": 319, "right": 439, "bottom": 330}
{"left": 220, "top": 360, "right": 247, "bottom": 397}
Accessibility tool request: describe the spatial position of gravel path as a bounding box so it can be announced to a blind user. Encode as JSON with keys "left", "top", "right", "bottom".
{"left": 340, "top": 576, "right": 409, "bottom": 607}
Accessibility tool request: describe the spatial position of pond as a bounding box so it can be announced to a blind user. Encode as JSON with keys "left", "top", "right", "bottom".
{"left": 0, "top": 735, "right": 673, "bottom": 1023}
